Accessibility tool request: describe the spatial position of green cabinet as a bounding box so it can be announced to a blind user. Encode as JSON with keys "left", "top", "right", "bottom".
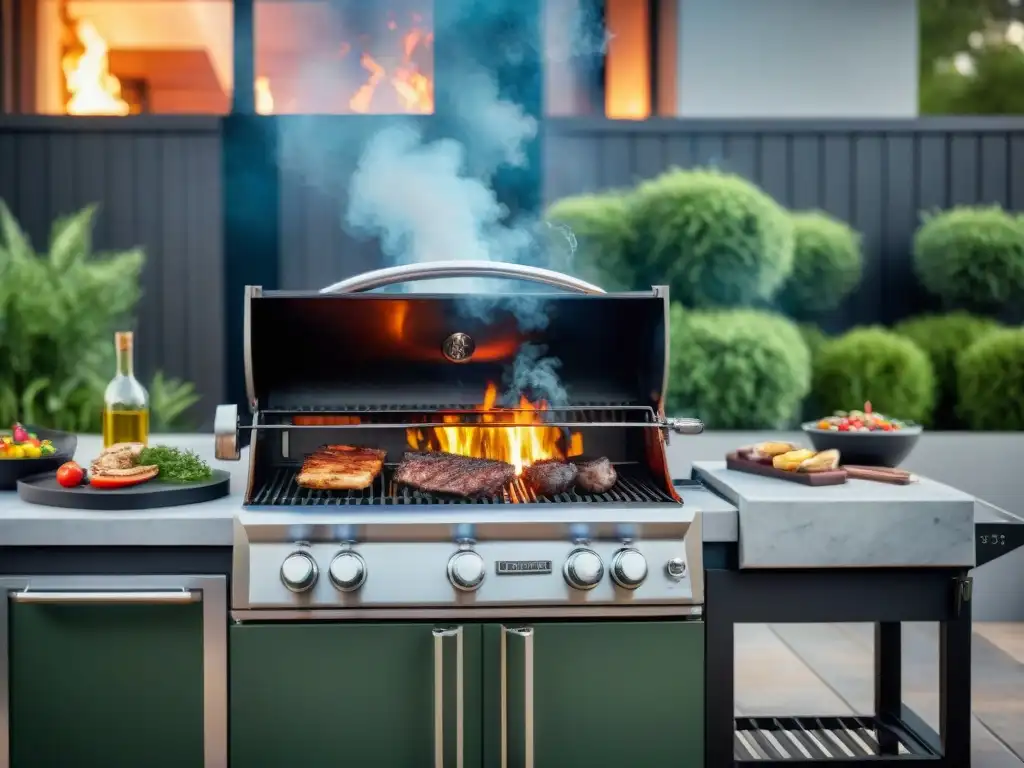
{"left": 1, "top": 575, "right": 227, "bottom": 768}
{"left": 484, "top": 621, "right": 705, "bottom": 768}
{"left": 230, "top": 619, "right": 703, "bottom": 768}
{"left": 230, "top": 622, "right": 483, "bottom": 768}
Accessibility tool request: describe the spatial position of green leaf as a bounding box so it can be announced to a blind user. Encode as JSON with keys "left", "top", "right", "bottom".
{"left": 48, "top": 204, "right": 97, "bottom": 271}
{"left": 149, "top": 372, "right": 201, "bottom": 432}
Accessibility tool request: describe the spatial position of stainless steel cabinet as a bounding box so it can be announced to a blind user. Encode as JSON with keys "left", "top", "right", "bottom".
{"left": 0, "top": 575, "right": 227, "bottom": 768}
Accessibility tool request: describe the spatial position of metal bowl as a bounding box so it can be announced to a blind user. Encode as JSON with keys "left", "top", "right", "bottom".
{"left": 801, "top": 422, "right": 922, "bottom": 468}
{"left": 0, "top": 425, "right": 78, "bottom": 491}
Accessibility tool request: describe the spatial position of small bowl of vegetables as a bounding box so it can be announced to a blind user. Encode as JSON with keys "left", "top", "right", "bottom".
{"left": 801, "top": 402, "right": 922, "bottom": 468}
{"left": 0, "top": 423, "right": 78, "bottom": 490}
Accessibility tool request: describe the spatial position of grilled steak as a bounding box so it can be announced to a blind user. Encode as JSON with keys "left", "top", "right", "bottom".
{"left": 91, "top": 442, "right": 145, "bottom": 473}
{"left": 574, "top": 456, "right": 617, "bottom": 493}
{"left": 395, "top": 452, "right": 515, "bottom": 498}
{"left": 523, "top": 460, "right": 578, "bottom": 497}
{"left": 297, "top": 445, "right": 386, "bottom": 490}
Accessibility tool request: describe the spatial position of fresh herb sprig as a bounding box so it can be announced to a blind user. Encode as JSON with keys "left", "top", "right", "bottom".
{"left": 137, "top": 445, "right": 213, "bottom": 483}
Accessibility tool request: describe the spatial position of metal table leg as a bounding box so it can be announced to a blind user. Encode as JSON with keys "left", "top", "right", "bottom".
{"left": 939, "top": 577, "right": 973, "bottom": 766}
{"left": 874, "top": 622, "right": 902, "bottom": 754}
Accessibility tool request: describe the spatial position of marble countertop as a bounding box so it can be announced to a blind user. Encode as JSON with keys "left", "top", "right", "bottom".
{"left": 0, "top": 435, "right": 741, "bottom": 547}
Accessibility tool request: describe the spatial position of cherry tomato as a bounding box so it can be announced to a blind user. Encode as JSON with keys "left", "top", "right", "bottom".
{"left": 56, "top": 462, "right": 85, "bottom": 488}
{"left": 838, "top": 423, "right": 851, "bottom": 432}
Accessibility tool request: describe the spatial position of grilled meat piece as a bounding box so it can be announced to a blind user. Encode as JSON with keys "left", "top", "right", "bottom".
{"left": 395, "top": 452, "right": 515, "bottom": 498}
{"left": 92, "top": 464, "right": 160, "bottom": 481}
{"left": 523, "top": 460, "right": 578, "bottom": 497}
{"left": 574, "top": 457, "right": 618, "bottom": 493}
{"left": 296, "top": 445, "right": 386, "bottom": 490}
{"left": 91, "top": 442, "right": 145, "bottom": 473}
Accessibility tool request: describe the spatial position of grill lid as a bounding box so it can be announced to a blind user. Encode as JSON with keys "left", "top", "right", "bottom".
{"left": 245, "top": 287, "right": 670, "bottom": 412}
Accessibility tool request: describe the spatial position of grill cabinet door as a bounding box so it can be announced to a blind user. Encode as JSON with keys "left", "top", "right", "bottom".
{"left": 486, "top": 620, "right": 704, "bottom": 768}
{"left": 3, "top": 577, "right": 224, "bottom": 768}
{"left": 230, "top": 622, "right": 483, "bottom": 768}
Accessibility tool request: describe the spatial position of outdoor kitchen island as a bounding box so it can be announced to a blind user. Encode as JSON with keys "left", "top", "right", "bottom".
{"left": 1, "top": 436, "right": 1022, "bottom": 767}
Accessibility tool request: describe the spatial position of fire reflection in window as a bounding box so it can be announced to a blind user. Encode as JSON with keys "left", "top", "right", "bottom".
{"left": 6, "top": 0, "right": 233, "bottom": 114}
{"left": 253, "top": 0, "right": 435, "bottom": 115}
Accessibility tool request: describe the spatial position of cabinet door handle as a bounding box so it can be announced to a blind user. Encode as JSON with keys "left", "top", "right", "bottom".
{"left": 11, "top": 590, "right": 198, "bottom": 604}
{"left": 432, "top": 626, "right": 464, "bottom": 768}
{"left": 501, "top": 626, "right": 535, "bottom": 768}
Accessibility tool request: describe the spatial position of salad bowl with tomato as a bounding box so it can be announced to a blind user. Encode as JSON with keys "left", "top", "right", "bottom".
{"left": 0, "top": 423, "right": 78, "bottom": 490}
{"left": 802, "top": 402, "right": 921, "bottom": 468}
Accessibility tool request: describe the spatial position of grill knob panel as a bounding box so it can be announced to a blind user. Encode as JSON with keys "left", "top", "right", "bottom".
{"left": 280, "top": 551, "right": 318, "bottom": 593}
{"left": 448, "top": 551, "right": 486, "bottom": 592}
{"left": 610, "top": 548, "right": 648, "bottom": 590}
{"left": 329, "top": 552, "right": 367, "bottom": 592}
{"left": 563, "top": 548, "right": 604, "bottom": 591}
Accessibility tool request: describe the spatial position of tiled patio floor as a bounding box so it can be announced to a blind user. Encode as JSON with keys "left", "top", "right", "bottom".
{"left": 736, "top": 623, "right": 1024, "bottom": 765}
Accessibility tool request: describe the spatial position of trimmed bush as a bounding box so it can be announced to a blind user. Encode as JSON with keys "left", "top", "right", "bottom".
{"left": 631, "top": 169, "right": 794, "bottom": 308}
{"left": 913, "top": 206, "right": 1024, "bottom": 311}
{"left": 957, "top": 328, "right": 1024, "bottom": 431}
{"left": 544, "top": 193, "right": 637, "bottom": 290}
{"left": 798, "top": 323, "right": 830, "bottom": 363}
{"left": 777, "top": 211, "right": 863, "bottom": 317}
{"left": 812, "top": 328, "right": 936, "bottom": 424}
{"left": 667, "top": 306, "right": 810, "bottom": 429}
{"left": 893, "top": 312, "right": 1002, "bottom": 427}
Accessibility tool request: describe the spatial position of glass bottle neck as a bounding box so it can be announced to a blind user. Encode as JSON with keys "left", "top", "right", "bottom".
{"left": 116, "top": 337, "right": 134, "bottom": 377}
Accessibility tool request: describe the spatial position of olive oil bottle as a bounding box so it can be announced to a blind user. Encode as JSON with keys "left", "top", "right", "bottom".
{"left": 102, "top": 331, "right": 150, "bottom": 447}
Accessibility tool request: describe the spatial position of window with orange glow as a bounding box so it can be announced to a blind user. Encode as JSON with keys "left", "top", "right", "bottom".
{"left": 253, "top": 0, "right": 434, "bottom": 115}
{"left": 542, "top": 0, "right": 675, "bottom": 119}
{"left": 2, "top": 0, "right": 234, "bottom": 114}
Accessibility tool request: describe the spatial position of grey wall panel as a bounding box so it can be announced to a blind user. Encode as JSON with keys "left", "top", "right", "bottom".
{"left": 0, "top": 117, "right": 225, "bottom": 428}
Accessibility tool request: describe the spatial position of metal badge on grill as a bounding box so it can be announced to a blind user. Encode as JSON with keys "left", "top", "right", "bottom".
{"left": 495, "top": 560, "right": 553, "bottom": 576}
{"left": 442, "top": 332, "right": 475, "bottom": 363}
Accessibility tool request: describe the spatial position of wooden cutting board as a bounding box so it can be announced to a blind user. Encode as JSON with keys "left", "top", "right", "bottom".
{"left": 725, "top": 453, "right": 847, "bottom": 486}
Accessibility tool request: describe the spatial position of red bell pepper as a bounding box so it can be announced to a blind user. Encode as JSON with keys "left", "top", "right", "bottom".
{"left": 89, "top": 474, "right": 154, "bottom": 490}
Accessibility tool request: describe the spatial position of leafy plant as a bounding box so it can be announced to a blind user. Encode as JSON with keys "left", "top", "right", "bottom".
{"left": 913, "top": 206, "right": 1024, "bottom": 311}
{"left": 893, "top": 312, "right": 1002, "bottom": 427}
{"left": 0, "top": 201, "right": 198, "bottom": 432}
{"left": 148, "top": 372, "right": 201, "bottom": 432}
{"left": 631, "top": 169, "right": 794, "bottom": 308}
{"left": 812, "top": 327, "right": 936, "bottom": 424}
{"left": 956, "top": 328, "right": 1024, "bottom": 431}
{"left": 544, "top": 192, "right": 638, "bottom": 290}
{"left": 777, "top": 211, "right": 863, "bottom": 317}
{"left": 667, "top": 305, "right": 810, "bottom": 429}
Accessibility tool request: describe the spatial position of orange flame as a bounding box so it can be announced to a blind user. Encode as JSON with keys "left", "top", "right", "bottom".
{"left": 255, "top": 76, "right": 275, "bottom": 115}
{"left": 63, "top": 20, "right": 130, "bottom": 115}
{"left": 407, "top": 383, "right": 584, "bottom": 475}
{"left": 349, "top": 17, "right": 434, "bottom": 114}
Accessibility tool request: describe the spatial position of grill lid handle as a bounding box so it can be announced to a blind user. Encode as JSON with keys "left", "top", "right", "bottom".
{"left": 319, "top": 261, "right": 606, "bottom": 295}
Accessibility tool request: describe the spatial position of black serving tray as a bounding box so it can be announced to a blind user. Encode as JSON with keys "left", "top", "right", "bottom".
{"left": 17, "top": 470, "right": 231, "bottom": 510}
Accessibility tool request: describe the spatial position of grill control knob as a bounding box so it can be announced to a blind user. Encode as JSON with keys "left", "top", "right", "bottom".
{"left": 666, "top": 557, "right": 687, "bottom": 580}
{"left": 611, "top": 548, "right": 648, "bottom": 590}
{"left": 448, "top": 551, "right": 486, "bottom": 592}
{"left": 329, "top": 552, "right": 367, "bottom": 592}
{"left": 563, "top": 548, "right": 604, "bottom": 591}
{"left": 280, "top": 551, "right": 318, "bottom": 593}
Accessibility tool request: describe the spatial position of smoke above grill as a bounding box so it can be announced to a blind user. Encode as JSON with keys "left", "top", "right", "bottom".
{"left": 276, "top": 0, "right": 606, "bottom": 406}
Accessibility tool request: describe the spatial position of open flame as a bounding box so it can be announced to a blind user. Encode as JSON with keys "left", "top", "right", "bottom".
{"left": 407, "top": 383, "right": 584, "bottom": 475}
{"left": 63, "top": 19, "right": 130, "bottom": 115}
{"left": 255, "top": 76, "right": 275, "bottom": 115}
{"left": 349, "top": 15, "right": 434, "bottom": 114}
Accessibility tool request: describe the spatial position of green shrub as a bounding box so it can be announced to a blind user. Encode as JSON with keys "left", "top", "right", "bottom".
{"left": 956, "top": 328, "right": 1024, "bottom": 431}
{"left": 893, "top": 312, "right": 1002, "bottom": 427}
{"left": 0, "top": 201, "right": 199, "bottom": 432}
{"left": 812, "top": 327, "right": 936, "bottom": 424}
{"left": 667, "top": 305, "right": 810, "bottom": 429}
{"left": 631, "top": 169, "right": 794, "bottom": 308}
{"left": 544, "top": 193, "right": 637, "bottom": 290}
{"left": 777, "top": 211, "right": 863, "bottom": 317}
{"left": 798, "top": 323, "right": 830, "bottom": 362}
{"left": 913, "top": 206, "right": 1024, "bottom": 311}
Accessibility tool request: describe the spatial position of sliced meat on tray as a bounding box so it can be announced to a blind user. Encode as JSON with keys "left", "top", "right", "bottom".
{"left": 523, "top": 460, "right": 578, "bottom": 497}
{"left": 395, "top": 452, "right": 516, "bottom": 498}
{"left": 575, "top": 456, "right": 618, "bottom": 493}
{"left": 297, "top": 445, "right": 387, "bottom": 490}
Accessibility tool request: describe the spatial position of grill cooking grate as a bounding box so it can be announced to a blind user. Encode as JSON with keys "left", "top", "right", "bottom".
{"left": 267, "top": 403, "right": 657, "bottom": 426}
{"left": 734, "top": 716, "right": 938, "bottom": 762}
{"left": 250, "top": 464, "right": 676, "bottom": 506}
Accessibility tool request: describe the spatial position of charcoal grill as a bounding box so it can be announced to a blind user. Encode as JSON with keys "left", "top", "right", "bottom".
{"left": 215, "top": 261, "right": 704, "bottom": 619}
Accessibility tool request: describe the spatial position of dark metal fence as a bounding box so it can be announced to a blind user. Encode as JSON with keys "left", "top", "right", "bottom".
{"left": 0, "top": 117, "right": 225, "bottom": 422}
{"left": 2, "top": 115, "right": 1023, "bottom": 413}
